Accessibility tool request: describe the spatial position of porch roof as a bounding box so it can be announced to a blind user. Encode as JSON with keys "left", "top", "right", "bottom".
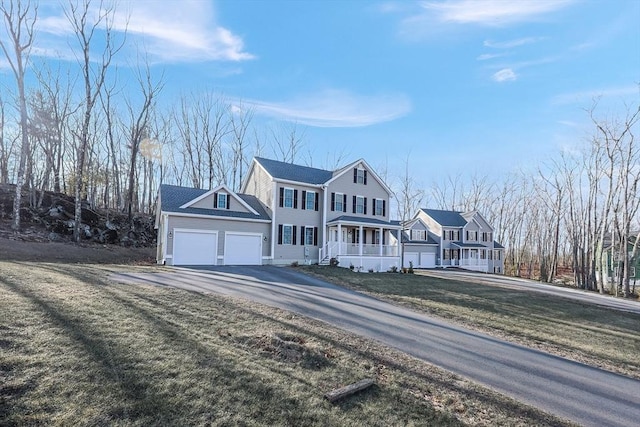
{"left": 327, "top": 215, "right": 401, "bottom": 229}
{"left": 451, "top": 242, "right": 488, "bottom": 249}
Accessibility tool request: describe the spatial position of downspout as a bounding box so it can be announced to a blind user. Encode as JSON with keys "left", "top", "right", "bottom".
{"left": 271, "top": 181, "right": 277, "bottom": 263}
{"left": 322, "top": 184, "right": 327, "bottom": 261}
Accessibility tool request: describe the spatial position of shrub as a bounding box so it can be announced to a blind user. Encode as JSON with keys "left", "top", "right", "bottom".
{"left": 368, "top": 268, "right": 375, "bottom": 273}
{"left": 291, "top": 261, "right": 299, "bottom": 267}
{"left": 329, "top": 257, "right": 339, "bottom": 267}
{"left": 349, "top": 263, "right": 355, "bottom": 270}
{"left": 408, "top": 261, "right": 414, "bottom": 274}
{"left": 388, "top": 266, "right": 398, "bottom": 273}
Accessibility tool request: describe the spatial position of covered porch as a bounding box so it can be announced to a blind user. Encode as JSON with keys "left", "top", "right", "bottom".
{"left": 444, "top": 242, "right": 491, "bottom": 272}
{"left": 320, "top": 216, "right": 400, "bottom": 272}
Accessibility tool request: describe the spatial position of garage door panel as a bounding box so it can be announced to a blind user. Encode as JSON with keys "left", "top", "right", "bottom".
{"left": 420, "top": 252, "right": 436, "bottom": 268}
{"left": 224, "top": 233, "right": 262, "bottom": 265}
{"left": 405, "top": 252, "right": 419, "bottom": 268}
{"left": 173, "top": 230, "right": 217, "bottom": 266}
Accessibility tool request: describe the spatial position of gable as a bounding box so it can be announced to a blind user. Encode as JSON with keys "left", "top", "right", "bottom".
{"left": 159, "top": 184, "right": 270, "bottom": 221}
{"left": 327, "top": 159, "right": 392, "bottom": 195}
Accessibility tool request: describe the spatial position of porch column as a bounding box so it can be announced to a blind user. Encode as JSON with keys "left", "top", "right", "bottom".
{"left": 359, "top": 225, "right": 363, "bottom": 256}
{"left": 379, "top": 227, "right": 383, "bottom": 256}
{"left": 337, "top": 223, "right": 342, "bottom": 255}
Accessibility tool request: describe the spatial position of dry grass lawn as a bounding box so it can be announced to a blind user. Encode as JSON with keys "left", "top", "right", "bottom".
{"left": 0, "top": 259, "right": 574, "bottom": 426}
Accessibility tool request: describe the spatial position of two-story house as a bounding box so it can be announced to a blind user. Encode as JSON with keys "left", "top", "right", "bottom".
{"left": 409, "top": 208, "right": 504, "bottom": 273}
{"left": 155, "top": 157, "right": 400, "bottom": 271}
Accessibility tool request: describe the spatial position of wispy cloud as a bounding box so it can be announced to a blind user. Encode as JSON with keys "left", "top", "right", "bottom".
{"left": 235, "top": 89, "right": 412, "bottom": 128}
{"left": 483, "top": 37, "right": 545, "bottom": 49}
{"left": 421, "top": 0, "right": 575, "bottom": 26}
{"left": 492, "top": 68, "right": 517, "bottom": 82}
{"left": 476, "top": 52, "right": 507, "bottom": 61}
{"left": 31, "top": 1, "right": 253, "bottom": 64}
{"left": 552, "top": 85, "right": 639, "bottom": 105}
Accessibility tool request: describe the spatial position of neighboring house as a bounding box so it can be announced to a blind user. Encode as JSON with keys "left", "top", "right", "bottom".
{"left": 600, "top": 233, "right": 639, "bottom": 287}
{"left": 155, "top": 184, "right": 271, "bottom": 266}
{"left": 156, "top": 157, "right": 401, "bottom": 271}
{"left": 415, "top": 208, "right": 505, "bottom": 273}
{"left": 391, "top": 218, "right": 440, "bottom": 268}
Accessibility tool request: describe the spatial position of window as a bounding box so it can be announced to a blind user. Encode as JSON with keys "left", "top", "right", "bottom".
{"left": 494, "top": 250, "right": 501, "bottom": 260}
{"left": 282, "top": 225, "right": 293, "bottom": 244}
{"left": 355, "top": 196, "right": 365, "bottom": 214}
{"left": 354, "top": 168, "right": 367, "bottom": 184}
{"left": 482, "top": 232, "right": 491, "bottom": 242}
{"left": 333, "top": 192, "right": 344, "bottom": 212}
{"left": 467, "top": 231, "right": 478, "bottom": 241}
{"left": 411, "top": 230, "right": 426, "bottom": 240}
{"left": 443, "top": 250, "right": 450, "bottom": 260}
{"left": 303, "top": 226, "right": 317, "bottom": 246}
{"left": 374, "top": 230, "right": 381, "bottom": 244}
{"left": 374, "top": 199, "right": 385, "bottom": 216}
{"left": 215, "top": 192, "right": 228, "bottom": 209}
{"left": 480, "top": 250, "right": 486, "bottom": 259}
{"left": 447, "top": 230, "right": 459, "bottom": 241}
{"left": 283, "top": 188, "right": 294, "bottom": 208}
{"left": 305, "top": 191, "right": 316, "bottom": 210}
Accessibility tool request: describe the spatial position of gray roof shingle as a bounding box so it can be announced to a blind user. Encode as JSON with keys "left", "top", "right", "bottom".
{"left": 327, "top": 215, "right": 399, "bottom": 227}
{"left": 255, "top": 157, "right": 334, "bottom": 185}
{"left": 159, "top": 184, "right": 270, "bottom": 220}
{"left": 421, "top": 209, "right": 468, "bottom": 227}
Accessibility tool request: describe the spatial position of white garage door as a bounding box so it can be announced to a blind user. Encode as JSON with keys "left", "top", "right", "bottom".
{"left": 173, "top": 230, "right": 217, "bottom": 266}
{"left": 420, "top": 252, "right": 436, "bottom": 268}
{"left": 224, "top": 232, "right": 262, "bottom": 265}
{"left": 405, "top": 252, "right": 419, "bottom": 268}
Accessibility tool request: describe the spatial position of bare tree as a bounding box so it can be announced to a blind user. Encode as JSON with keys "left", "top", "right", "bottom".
{"left": 0, "top": 0, "right": 37, "bottom": 230}
{"left": 269, "top": 122, "right": 305, "bottom": 164}
{"left": 123, "top": 58, "right": 164, "bottom": 222}
{"left": 65, "top": 0, "right": 124, "bottom": 241}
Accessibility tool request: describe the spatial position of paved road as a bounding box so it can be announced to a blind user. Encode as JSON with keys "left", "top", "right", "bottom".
{"left": 112, "top": 266, "right": 640, "bottom": 427}
{"left": 419, "top": 269, "right": 640, "bottom": 315}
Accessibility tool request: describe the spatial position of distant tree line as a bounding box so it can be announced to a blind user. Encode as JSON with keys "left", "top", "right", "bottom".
{"left": 1, "top": 0, "right": 639, "bottom": 295}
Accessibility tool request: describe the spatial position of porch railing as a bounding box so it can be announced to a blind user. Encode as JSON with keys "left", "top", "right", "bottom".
{"left": 322, "top": 242, "right": 398, "bottom": 259}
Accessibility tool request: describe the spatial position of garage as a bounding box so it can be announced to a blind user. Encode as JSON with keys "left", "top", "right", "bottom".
{"left": 224, "top": 232, "right": 263, "bottom": 265}
{"left": 173, "top": 229, "right": 218, "bottom": 265}
{"left": 404, "top": 252, "right": 419, "bottom": 268}
{"left": 420, "top": 252, "right": 436, "bottom": 268}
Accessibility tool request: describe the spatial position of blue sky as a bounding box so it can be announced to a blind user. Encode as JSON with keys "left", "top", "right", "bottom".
{"left": 5, "top": 0, "right": 640, "bottom": 188}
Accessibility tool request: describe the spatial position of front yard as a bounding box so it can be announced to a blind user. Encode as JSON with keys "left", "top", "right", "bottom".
{"left": 0, "top": 260, "right": 573, "bottom": 426}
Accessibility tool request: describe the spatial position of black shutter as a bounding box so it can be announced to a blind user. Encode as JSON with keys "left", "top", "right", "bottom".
{"left": 292, "top": 226, "right": 297, "bottom": 245}
{"left": 314, "top": 193, "right": 319, "bottom": 211}
{"left": 343, "top": 194, "right": 347, "bottom": 212}
{"left": 382, "top": 200, "right": 386, "bottom": 217}
{"left": 214, "top": 193, "right": 218, "bottom": 208}
{"left": 363, "top": 230, "right": 367, "bottom": 244}
{"left": 364, "top": 170, "right": 368, "bottom": 185}
{"left": 353, "top": 168, "right": 357, "bottom": 183}
{"left": 364, "top": 198, "right": 367, "bottom": 215}
{"left": 226, "top": 196, "right": 230, "bottom": 210}
{"left": 331, "top": 193, "right": 335, "bottom": 211}
{"left": 293, "top": 190, "right": 298, "bottom": 209}
{"left": 278, "top": 224, "right": 283, "bottom": 244}
{"left": 382, "top": 231, "right": 386, "bottom": 245}
{"left": 352, "top": 195, "right": 356, "bottom": 214}
{"left": 466, "top": 230, "right": 469, "bottom": 241}
{"left": 300, "top": 226, "right": 305, "bottom": 245}
{"left": 372, "top": 198, "right": 376, "bottom": 216}
{"left": 279, "top": 188, "right": 284, "bottom": 207}
{"left": 351, "top": 230, "right": 356, "bottom": 244}
{"left": 301, "top": 190, "right": 306, "bottom": 210}
{"left": 313, "top": 227, "right": 318, "bottom": 246}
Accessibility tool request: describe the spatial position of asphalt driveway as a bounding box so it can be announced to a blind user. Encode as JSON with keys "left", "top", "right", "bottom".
{"left": 113, "top": 265, "right": 640, "bottom": 427}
